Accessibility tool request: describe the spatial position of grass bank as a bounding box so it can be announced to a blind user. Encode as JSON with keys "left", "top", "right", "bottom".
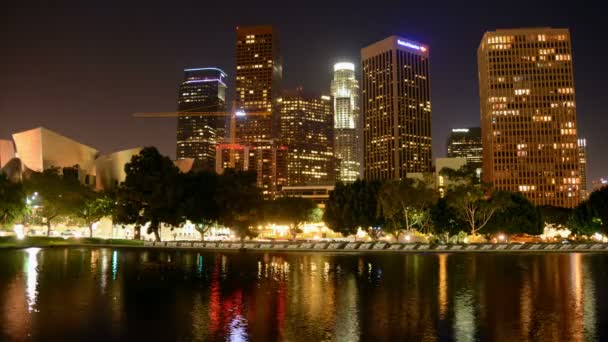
{"left": 0, "top": 236, "right": 144, "bottom": 249}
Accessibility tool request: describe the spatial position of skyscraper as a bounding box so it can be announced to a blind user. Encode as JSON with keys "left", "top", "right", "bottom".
{"left": 478, "top": 28, "right": 581, "bottom": 207}
{"left": 176, "top": 67, "right": 227, "bottom": 169}
{"left": 279, "top": 88, "right": 334, "bottom": 186}
{"left": 361, "top": 36, "right": 432, "bottom": 180}
{"left": 578, "top": 138, "right": 587, "bottom": 198}
{"left": 234, "top": 25, "right": 284, "bottom": 196}
{"left": 235, "top": 25, "right": 282, "bottom": 143}
{"left": 446, "top": 127, "right": 482, "bottom": 169}
{"left": 331, "top": 62, "right": 361, "bottom": 183}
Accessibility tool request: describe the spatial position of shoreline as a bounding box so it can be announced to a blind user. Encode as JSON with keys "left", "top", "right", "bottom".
{"left": 2, "top": 240, "right": 608, "bottom": 253}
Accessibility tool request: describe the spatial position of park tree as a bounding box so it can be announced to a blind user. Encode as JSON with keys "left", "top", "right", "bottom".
{"left": 24, "top": 167, "right": 84, "bottom": 236}
{"left": 0, "top": 173, "right": 26, "bottom": 228}
{"left": 121, "top": 147, "right": 184, "bottom": 241}
{"left": 439, "top": 164, "right": 480, "bottom": 185}
{"left": 79, "top": 190, "right": 115, "bottom": 238}
{"left": 445, "top": 184, "right": 508, "bottom": 236}
{"left": 178, "top": 171, "right": 220, "bottom": 240}
{"left": 353, "top": 180, "right": 384, "bottom": 239}
{"left": 586, "top": 186, "right": 608, "bottom": 230}
{"left": 215, "top": 169, "right": 263, "bottom": 241}
{"left": 565, "top": 187, "right": 608, "bottom": 236}
{"left": 266, "top": 196, "right": 317, "bottom": 240}
{"left": 569, "top": 201, "right": 601, "bottom": 236}
{"left": 486, "top": 192, "right": 542, "bottom": 235}
{"left": 430, "top": 197, "right": 464, "bottom": 238}
{"left": 377, "top": 178, "right": 437, "bottom": 240}
{"left": 539, "top": 205, "right": 572, "bottom": 227}
{"left": 323, "top": 182, "right": 358, "bottom": 237}
{"left": 324, "top": 180, "right": 384, "bottom": 239}
{"left": 113, "top": 186, "right": 146, "bottom": 240}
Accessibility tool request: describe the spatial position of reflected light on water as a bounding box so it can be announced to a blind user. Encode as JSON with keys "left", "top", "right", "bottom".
{"left": 453, "top": 288, "right": 475, "bottom": 341}
{"left": 100, "top": 249, "right": 109, "bottom": 292}
{"left": 25, "top": 248, "right": 40, "bottom": 312}
{"left": 112, "top": 250, "right": 118, "bottom": 281}
{"left": 438, "top": 254, "right": 448, "bottom": 320}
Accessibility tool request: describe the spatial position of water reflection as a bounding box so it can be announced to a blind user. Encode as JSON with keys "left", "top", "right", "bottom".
{"left": 438, "top": 253, "right": 448, "bottom": 320}
{"left": 0, "top": 249, "right": 607, "bottom": 341}
{"left": 25, "top": 248, "right": 40, "bottom": 313}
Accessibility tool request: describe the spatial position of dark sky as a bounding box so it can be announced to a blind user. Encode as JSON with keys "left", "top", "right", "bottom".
{"left": 1, "top": 1, "right": 605, "bottom": 185}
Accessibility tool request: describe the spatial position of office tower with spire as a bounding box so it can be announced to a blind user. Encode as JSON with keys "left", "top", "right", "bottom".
{"left": 331, "top": 62, "right": 361, "bottom": 183}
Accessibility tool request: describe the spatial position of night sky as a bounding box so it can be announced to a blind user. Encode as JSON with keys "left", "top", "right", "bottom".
{"left": 1, "top": 1, "right": 605, "bottom": 186}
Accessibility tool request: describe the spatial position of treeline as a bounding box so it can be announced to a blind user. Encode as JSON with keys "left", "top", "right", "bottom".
{"left": 0, "top": 147, "right": 319, "bottom": 241}
{"left": 324, "top": 165, "right": 608, "bottom": 241}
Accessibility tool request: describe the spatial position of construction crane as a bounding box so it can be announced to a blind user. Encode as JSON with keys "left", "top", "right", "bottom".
{"left": 134, "top": 101, "right": 271, "bottom": 168}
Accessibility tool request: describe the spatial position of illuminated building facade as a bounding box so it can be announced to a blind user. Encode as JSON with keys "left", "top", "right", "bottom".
{"left": 361, "top": 36, "right": 433, "bottom": 180}
{"left": 578, "top": 138, "right": 587, "bottom": 198}
{"left": 235, "top": 25, "right": 282, "bottom": 143}
{"left": 95, "top": 148, "right": 142, "bottom": 190}
{"left": 176, "top": 67, "right": 227, "bottom": 170}
{"left": 446, "top": 127, "right": 483, "bottom": 169}
{"left": 215, "top": 143, "right": 287, "bottom": 197}
{"left": 478, "top": 28, "right": 581, "bottom": 207}
{"left": 278, "top": 89, "right": 335, "bottom": 186}
{"left": 331, "top": 62, "right": 361, "bottom": 183}
{"left": 280, "top": 185, "right": 335, "bottom": 208}
{"left": 0, "top": 140, "right": 15, "bottom": 168}
{"left": 12, "top": 127, "right": 99, "bottom": 186}
{"left": 234, "top": 25, "right": 284, "bottom": 196}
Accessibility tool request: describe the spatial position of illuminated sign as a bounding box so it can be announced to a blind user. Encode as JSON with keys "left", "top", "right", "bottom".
{"left": 321, "top": 95, "right": 331, "bottom": 101}
{"left": 452, "top": 128, "right": 469, "bottom": 133}
{"left": 397, "top": 39, "right": 427, "bottom": 52}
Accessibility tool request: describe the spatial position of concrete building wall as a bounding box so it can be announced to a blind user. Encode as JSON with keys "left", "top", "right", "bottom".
{"left": 13, "top": 127, "right": 99, "bottom": 184}
{"left": 95, "top": 148, "right": 143, "bottom": 190}
{"left": 0, "top": 140, "right": 16, "bottom": 169}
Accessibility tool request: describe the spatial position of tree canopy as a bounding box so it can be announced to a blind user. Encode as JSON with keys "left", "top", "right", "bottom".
{"left": 24, "top": 167, "right": 85, "bottom": 236}
{"left": 120, "top": 147, "right": 184, "bottom": 241}
{"left": 0, "top": 173, "right": 26, "bottom": 228}
{"left": 215, "top": 169, "right": 263, "bottom": 241}
{"left": 265, "top": 196, "right": 318, "bottom": 239}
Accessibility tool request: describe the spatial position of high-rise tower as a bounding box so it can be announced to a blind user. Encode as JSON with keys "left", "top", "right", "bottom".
{"left": 446, "top": 127, "right": 483, "bottom": 169}
{"left": 176, "top": 67, "right": 227, "bottom": 169}
{"left": 234, "top": 25, "right": 284, "bottom": 197}
{"left": 478, "top": 28, "right": 581, "bottom": 207}
{"left": 235, "top": 25, "right": 282, "bottom": 143}
{"left": 361, "top": 36, "right": 432, "bottom": 180}
{"left": 279, "top": 88, "right": 334, "bottom": 186}
{"left": 331, "top": 62, "right": 361, "bottom": 183}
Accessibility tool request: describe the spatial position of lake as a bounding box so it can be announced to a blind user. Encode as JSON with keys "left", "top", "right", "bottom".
{"left": 0, "top": 247, "right": 606, "bottom": 341}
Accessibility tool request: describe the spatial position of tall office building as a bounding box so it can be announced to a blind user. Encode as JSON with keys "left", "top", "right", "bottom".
{"left": 279, "top": 88, "right": 335, "bottom": 186}
{"left": 331, "top": 62, "right": 361, "bottom": 183}
{"left": 176, "top": 67, "right": 227, "bottom": 169}
{"left": 478, "top": 28, "right": 581, "bottom": 207}
{"left": 446, "top": 127, "right": 483, "bottom": 169}
{"left": 578, "top": 138, "right": 587, "bottom": 198}
{"left": 235, "top": 25, "right": 282, "bottom": 142}
{"left": 234, "top": 25, "right": 284, "bottom": 196}
{"left": 361, "top": 36, "right": 432, "bottom": 180}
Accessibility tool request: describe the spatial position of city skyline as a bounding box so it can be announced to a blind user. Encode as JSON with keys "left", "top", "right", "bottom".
{"left": 1, "top": 2, "right": 605, "bottom": 186}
